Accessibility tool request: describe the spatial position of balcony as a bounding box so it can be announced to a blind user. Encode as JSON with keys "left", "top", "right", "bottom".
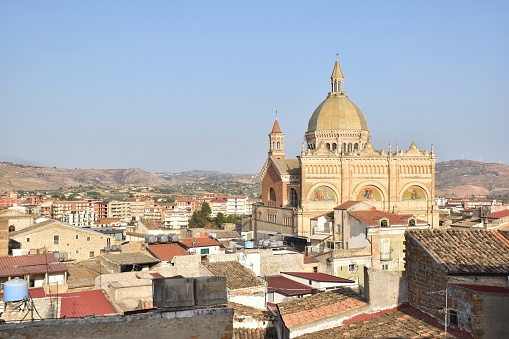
{"left": 380, "top": 251, "right": 392, "bottom": 261}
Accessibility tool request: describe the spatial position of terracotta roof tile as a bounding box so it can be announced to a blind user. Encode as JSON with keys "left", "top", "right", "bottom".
{"left": 203, "top": 261, "right": 265, "bottom": 291}
{"left": 278, "top": 288, "right": 367, "bottom": 328}
{"left": 407, "top": 229, "right": 509, "bottom": 275}
{"left": 484, "top": 209, "right": 509, "bottom": 219}
{"left": 147, "top": 243, "right": 189, "bottom": 261}
{"left": 179, "top": 237, "right": 223, "bottom": 248}
{"left": 295, "top": 306, "right": 462, "bottom": 338}
{"left": 350, "top": 210, "right": 427, "bottom": 226}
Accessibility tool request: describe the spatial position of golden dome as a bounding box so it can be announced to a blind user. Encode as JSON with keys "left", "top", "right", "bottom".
{"left": 307, "top": 93, "right": 368, "bottom": 132}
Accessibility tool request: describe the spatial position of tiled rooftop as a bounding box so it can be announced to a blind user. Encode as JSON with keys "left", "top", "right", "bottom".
{"left": 228, "top": 301, "right": 273, "bottom": 322}
{"left": 484, "top": 209, "right": 509, "bottom": 219}
{"left": 272, "top": 158, "right": 301, "bottom": 176}
{"left": 203, "top": 261, "right": 265, "bottom": 290}
{"left": 147, "top": 243, "right": 189, "bottom": 261}
{"left": 407, "top": 229, "right": 509, "bottom": 274}
{"left": 294, "top": 306, "right": 463, "bottom": 338}
{"left": 350, "top": 209, "right": 427, "bottom": 226}
{"left": 278, "top": 288, "right": 367, "bottom": 328}
{"left": 179, "top": 237, "right": 223, "bottom": 249}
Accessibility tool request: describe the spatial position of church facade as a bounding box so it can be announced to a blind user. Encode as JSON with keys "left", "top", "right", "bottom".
{"left": 253, "top": 58, "right": 439, "bottom": 248}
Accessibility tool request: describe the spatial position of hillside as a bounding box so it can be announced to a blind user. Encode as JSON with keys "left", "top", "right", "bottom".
{"left": 2, "top": 160, "right": 509, "bottom": 200}
{"left": 0, "top": 162, "right": 166, "bottom": 192}
{"left": 435, "top": 160, "right": 509, "bottom": 198}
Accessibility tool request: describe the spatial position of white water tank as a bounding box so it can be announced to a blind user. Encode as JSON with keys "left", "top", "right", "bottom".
{"left": 3, "top": 278, "right": 29, "bottom": 302}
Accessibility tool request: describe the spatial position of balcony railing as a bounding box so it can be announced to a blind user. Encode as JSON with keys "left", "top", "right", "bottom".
{"left": 380, "top": 251, "right": 392, "bottom": 261}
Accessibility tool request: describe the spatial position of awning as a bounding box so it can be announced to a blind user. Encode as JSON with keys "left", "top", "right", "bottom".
{"left": 309, "top": 234, "right": 332, "bottom": 241}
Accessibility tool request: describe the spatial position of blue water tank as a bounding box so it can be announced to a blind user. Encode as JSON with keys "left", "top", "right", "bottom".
{"left": 3, "top": 278, "right": 29, "bottom": 302}
{"left": 244, "top": 241, "right": 254, "bottom": 249}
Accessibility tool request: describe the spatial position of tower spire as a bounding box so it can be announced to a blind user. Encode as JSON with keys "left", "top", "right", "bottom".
{"left": 268, "top": 115, "right": 285, "bottom": 159}
{"left": 331, "top": 54, "right": 344, "bottom": 93}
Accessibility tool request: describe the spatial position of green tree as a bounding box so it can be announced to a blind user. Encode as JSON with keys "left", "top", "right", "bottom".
{"left": 189, "top": 210, "right": 206, "bottom": 228}
{"left": 215, "top": 212, "right": 226, "bottom": 228}
{"left": 200, "top": 201, "right": 212, "bottom": 219}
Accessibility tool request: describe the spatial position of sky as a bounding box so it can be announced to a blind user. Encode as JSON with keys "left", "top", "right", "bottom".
{"left": 1, "top": 1, "right": 508, "bottom": 174}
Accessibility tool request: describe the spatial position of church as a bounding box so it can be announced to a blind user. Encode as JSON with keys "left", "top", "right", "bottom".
{"left": 252, "top": 58, "right": 439, "bottom": 261}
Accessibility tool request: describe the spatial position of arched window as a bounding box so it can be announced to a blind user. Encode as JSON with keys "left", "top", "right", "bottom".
{"left": 332, "top": 143, "right": 337, "bottom": 150}
{"left": 380, "top": 219, "right": 388, "bottom": 227}
{"left": 8, "top": 225, "right": 15, "bottom": 232}
{"left": 288, "top": 188, "right": 298, "bottom": 207}
{"left": 326, "top": 143, "right": 331, "bottom": 150}
{"left": 269, "top": 188, "right": 276, "bottom": 206}
{"left": 408, "top": 219, "right": 416, "bottom": 226}
{"left": 276, "top": 141, "right": 281, "bottom": 150}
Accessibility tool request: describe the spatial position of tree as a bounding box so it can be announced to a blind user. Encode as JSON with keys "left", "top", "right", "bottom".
{"left": 200, "top": 201, "right": 212, "bottom": 219}
{"left": 215, "top": 212, "right": 226, "bottom": 228}
{"left": 189, "top": 210, "right": 206, "bottom": 228}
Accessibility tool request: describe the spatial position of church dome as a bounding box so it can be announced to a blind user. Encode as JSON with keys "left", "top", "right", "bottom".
{"left": 307, "top": 93, "right": 368, "bottom": 132}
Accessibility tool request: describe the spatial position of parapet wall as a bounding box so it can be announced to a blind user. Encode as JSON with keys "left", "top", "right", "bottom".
{"left": 0, "top": 306, "right": 234, "bottom": 339}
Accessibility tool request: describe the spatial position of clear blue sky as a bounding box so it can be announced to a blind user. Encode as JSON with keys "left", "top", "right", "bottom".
{"left": 1, "top": 1, "right": 508, "bottom": 173}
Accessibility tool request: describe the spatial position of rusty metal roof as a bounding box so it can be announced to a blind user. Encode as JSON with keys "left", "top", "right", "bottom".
{"left": 0, "top": 253, "right": 68, "bottom": 278}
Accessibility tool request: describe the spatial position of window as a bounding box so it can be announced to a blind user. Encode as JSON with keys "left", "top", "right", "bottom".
{"left": 381, "top": 264, "right": 389, "bottom": 271}
{"left": 75, "top": 235, "right": 79, "bottom": 240}
{"left": 380, "top": 238, "right": 391, "bottom": 261}
{"left": 89, "top": 251, "right": 94, "bottom": 258}
{"left": 200, "top": 248, "right": 209, "bottom": 255}
{"left": 449, "top": 309, "right": 458, "bottom": 326}
{"left": 269, "top": 188, "right": 276, "bottom": 206}
{"left": 288, "top": 188, "right": 298, "bottom": 208}
{"left": 408, "top": 219, "right": 416, "bottom": 226}
{"left": 54, "top": 235, "right": 59, "bottom": 245}
{"left": 87, "top": 237, "right": 91, "bottom": 241}
{"left": 27, "top": 238, "right": 30, "bottom": 243}
{"left": 380, "top": 219, "right": 388, "bottom": 227}
{"left": 348, "top": 263, "right": 358, "bottom": 273}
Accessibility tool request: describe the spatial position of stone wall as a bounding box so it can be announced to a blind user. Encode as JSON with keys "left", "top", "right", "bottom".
{"left": 364, "top": 267, "right": 408, "bottom": 310}
{"left": 0, "top": 307, "right": 234, "bottom": 339}
{"left": 0, "top": 218, "right": 8, "bottom": 257}
{"left": 405, "top": 234, "right": 448, "bottom": 321}
{"left": 449, "top": 284, "right": 509, "bottom": 338}
{"left": 10, "top": 223, "right": 114, "bottom": 262}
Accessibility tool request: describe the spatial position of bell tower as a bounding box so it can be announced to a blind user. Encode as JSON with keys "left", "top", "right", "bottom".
{"left": 268, "top": 118, "right": 285, "bottom": 159}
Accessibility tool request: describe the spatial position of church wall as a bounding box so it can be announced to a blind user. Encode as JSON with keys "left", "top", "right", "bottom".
{"left": 261, "top": 164, "right": 286, "bottom": 207}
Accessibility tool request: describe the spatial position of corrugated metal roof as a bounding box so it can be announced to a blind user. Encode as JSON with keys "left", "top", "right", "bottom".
{"left": 282, "top": 272, "right": 355, "bottom": 283}
{"left": 0, "top": 254, "right": 68, "bottom": 278}
{"left": 266, "top": 276, "right": 312, "bottom": 296}
{"left": 55, "top": 290, "right": 117, "bottom": 318}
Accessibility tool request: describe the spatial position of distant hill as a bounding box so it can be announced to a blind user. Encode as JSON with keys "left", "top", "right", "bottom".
{"left": 436, "top": 160, "right": 509, "bottom": 198}
{"left": 0, "top": 162, "right": 166, "bottom": 192}
{"left": 2, "top": 160, "right": 509, "bottom": 200}
{"left": 157, "top": 170, "right": 259, "bottom": 185}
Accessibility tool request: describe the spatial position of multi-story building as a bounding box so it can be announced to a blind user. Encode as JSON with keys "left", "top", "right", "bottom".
{"left": 163, "top": 211, "right": 189, "bottom": 229}
{"left": 94, "top": 201, "right": 109, "bottom": 220}
{"left": 108, "top": 200, "right": 131, "bottom": 221}
{"left": 52, "top": 200, "right": 94, "bottom": 227}
{"left": 143, "top": 205, "right": 164, "bottom": 221}
{"left": 127, "top": 197, "right": 155, "bottom": 220}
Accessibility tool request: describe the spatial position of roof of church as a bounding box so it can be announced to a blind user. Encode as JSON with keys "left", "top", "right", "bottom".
{"left": 271, "top": 119, "right": 282, "bottom": 133}
{"left": 349, "top": 210, "right": 427, "bottom": 226}
{"left": 308, "top": 94, "right": 368, "bottom": 132}
{"left": 331, "top": 57, "right": 344, "bottom": 79}
{"left": 307, "top": 59, "right": 368, "bottom": 133}
{"left": 271, "top": 157, "right": 300, "bottom": 176}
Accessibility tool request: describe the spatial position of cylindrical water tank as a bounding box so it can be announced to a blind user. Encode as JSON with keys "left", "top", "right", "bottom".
{"left": 3, "top": 278, "right": 29, "bottom": 302}
{"left": 159, "top": 235, "right": 168, "bottom": 243}
{"left": 148, "top": 235, "right": 157, "bottom": 244}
